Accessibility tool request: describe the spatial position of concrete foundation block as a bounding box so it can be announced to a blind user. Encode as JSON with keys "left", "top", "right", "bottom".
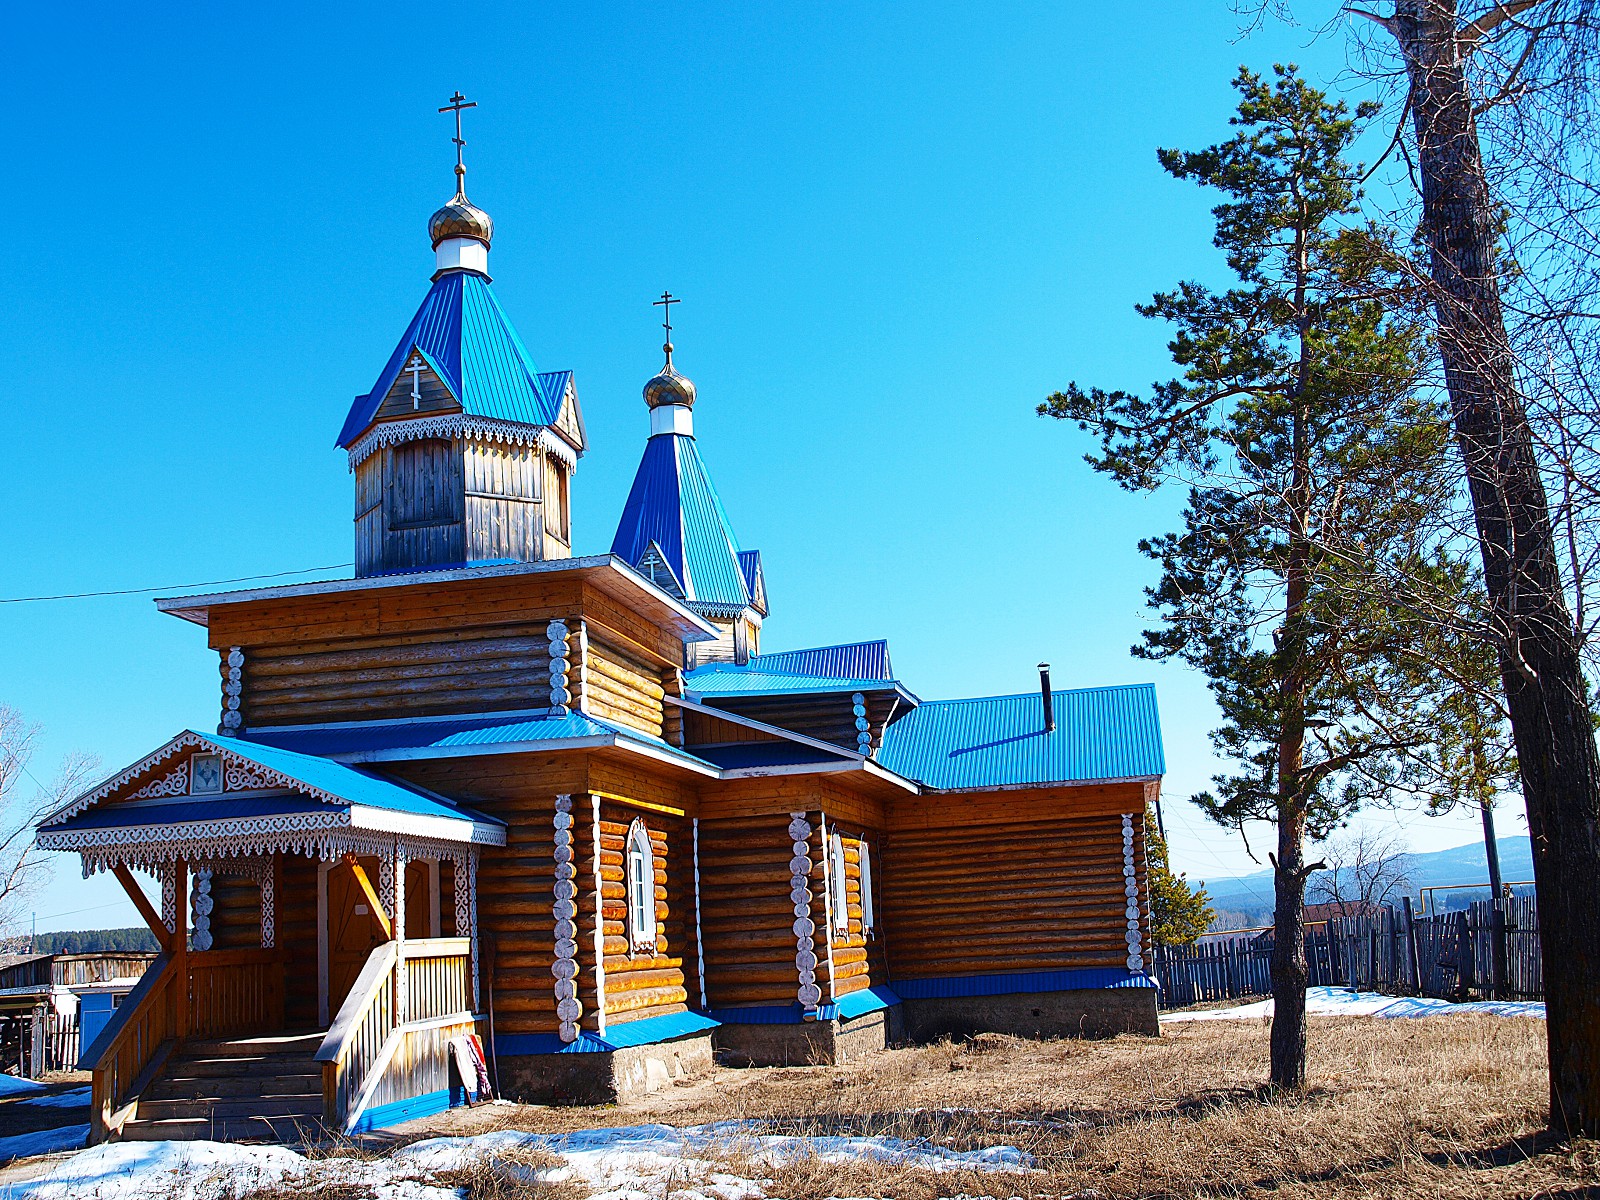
{"left": 497, "top": 1032, "right": 715, "bottom": 1105}
{"left": 900, "top": 987, "right": 1159, "bottom": 1041}
{"left": 715, "top": 1004, "right": 903, "bottom": 1067}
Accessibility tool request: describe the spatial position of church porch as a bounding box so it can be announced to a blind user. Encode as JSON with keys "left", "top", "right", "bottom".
{"left": 35, "top": 731, "right": 503, "bottom": 1142}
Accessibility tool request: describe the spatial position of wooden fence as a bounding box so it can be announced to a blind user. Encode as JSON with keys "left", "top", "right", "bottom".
{"left": 1156, "top": 896, "right": 1541, "bottom": 1008}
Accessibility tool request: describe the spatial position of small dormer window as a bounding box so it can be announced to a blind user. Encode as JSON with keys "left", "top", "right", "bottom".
{"left": 387, "top": 438, "right": 460, "bottom": 529}
{"left": 625, "top": 819, "right": 657, "bottom": 955}
{"left": 830, "top": 833, "right": 849, "bottom": 933}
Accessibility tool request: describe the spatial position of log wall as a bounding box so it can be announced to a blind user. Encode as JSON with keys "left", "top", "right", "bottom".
{"left": 819, "top": 824, "right": 885, "bottom": 1000}
{"left": 881, "top": 812, "right": 1149, "bottom": 980}
{"left": 208, "top": 874, "right": 262, "bottom": 951}
{"left": 234, "top": 624, "right": 556, "bottom": 726}
{"left": 585, "top": 633, "right": 667, "bottom": 737}
{"left": 707, "top": 692, "right": 898, "bottom": 753}
{"left": 695, "top": 813, "right": 801, "bottom": 1009}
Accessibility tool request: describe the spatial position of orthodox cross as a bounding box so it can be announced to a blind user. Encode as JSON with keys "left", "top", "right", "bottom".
{"left": 438, "top": 91, "right": 478, "bottom": 188}
{"left": 407, "top": 353, "right": 426, "bottom": 410}
{"left": 653, "top": 291, "right": 680, "bottom": 364}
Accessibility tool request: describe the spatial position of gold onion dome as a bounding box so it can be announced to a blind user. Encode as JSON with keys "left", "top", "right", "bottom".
{"left": 429, "top": 190, "right": 494, "bottom": 248}
{"left": 643, "top": 348, "right": 697, "bottom": 409}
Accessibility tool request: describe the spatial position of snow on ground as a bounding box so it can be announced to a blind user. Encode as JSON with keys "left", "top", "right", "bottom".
{"left": 0, "top": 1122, "right": 1031, "bottom": 1200}
{"left": 1163, "top": 985, "right": 1547, "bottom": 1023}
{"left": 0, "top": 1079, "right": 43, "bottom": 1098}
{"left": 14, "top": 1090, "right": 90, "bottom": 1111}
{"left": 0, "top": 1126, "right": 88, "bottom": 1164}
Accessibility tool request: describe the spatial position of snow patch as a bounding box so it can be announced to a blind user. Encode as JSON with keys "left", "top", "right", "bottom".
{"left": 16, "top": 1089, "right": 91, "bottom": 1110}
{"left": 0, "top": 1076, "right": 44, "bottom": 1097}
{"left": 2, "top": 1122, "right": 1030, "bottom": 1200}
{"left": 1162, "top": 985, "right": 1546, "bottom": 1023}
{"left": 0, "top": 1125, "right": 87, "bottom": 1164}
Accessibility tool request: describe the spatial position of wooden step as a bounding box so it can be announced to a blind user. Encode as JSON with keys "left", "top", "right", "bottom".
{"left": 161, "top": 1056, "right": 320, "bottom": 1080}
{"left": 119, "top": 1114, "right": 323, "bottom": 1143}
{"left": 146, "top": 1072, "right": 320, "bottom": 1100}
{"left": 135, "top": 1095, "right": 323, "bottom": 1122}
{"left": 182, "top": 1033, "right": 322, "bottom": 1058}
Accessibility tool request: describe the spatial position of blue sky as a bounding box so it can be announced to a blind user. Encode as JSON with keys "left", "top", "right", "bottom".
{"left": 1, "top": 2, "right": 1508, "bottom": 932}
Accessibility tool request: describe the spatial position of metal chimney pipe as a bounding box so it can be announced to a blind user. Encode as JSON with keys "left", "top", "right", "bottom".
{"left": 1038, "top": 662, "right": 1055, "bottom": 732}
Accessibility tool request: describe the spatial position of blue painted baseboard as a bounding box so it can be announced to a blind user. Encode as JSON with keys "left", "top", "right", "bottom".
{"left": 350, "top": 1085, "right": 464, "bottom": 1134}
{"left": 893, "top": 968, "right": 1158, "bottom": 1000}
{"left": 495, "top": 1010, "right": 720, "bottom": 1057}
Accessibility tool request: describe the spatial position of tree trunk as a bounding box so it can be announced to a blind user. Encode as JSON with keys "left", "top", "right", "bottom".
{"left": 1270, "top": 808, "right": 1311, "bottom": 1089}
{"left": 1394, "top": 0, "right": 1600, "bottom": 1137}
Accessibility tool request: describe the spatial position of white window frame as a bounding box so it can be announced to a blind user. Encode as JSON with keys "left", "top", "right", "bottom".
{"left": 625, "top": 819, "right": 657, "bottom": 955}
{"left": 830, "top": 833, "right": 849, "bottom": 933}
{"left": 858, "top": 839, "right": 875, "bottom": 936}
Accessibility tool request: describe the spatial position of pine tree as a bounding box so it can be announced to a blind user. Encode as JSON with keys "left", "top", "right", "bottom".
{"left": 1040, "top": 65, "right": 1453, "bottom": 1088}
{"left": 1145, "top": 814, "right": 1215, "bottom": 947}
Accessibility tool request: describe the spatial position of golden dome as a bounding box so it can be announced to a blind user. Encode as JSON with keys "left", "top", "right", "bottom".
{"left": 644, "top": 352, "right": 696, "bottom": 409}
{"left": 429, "top": 191, "right": 494, "bottom": 249}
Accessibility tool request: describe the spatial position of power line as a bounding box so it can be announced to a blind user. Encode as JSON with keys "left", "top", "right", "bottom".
{"left": 0, "top": 563, "right": 353, "bottom": 605}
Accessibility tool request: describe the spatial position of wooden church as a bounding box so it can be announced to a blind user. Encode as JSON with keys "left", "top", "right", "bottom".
{"left": 37, "top": 103, "right": 1166, "bottom": 1144}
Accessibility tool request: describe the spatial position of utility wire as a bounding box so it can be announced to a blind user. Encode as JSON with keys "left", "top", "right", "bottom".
{"left": 0, "top": 563, "right": 353, "bottom": 605}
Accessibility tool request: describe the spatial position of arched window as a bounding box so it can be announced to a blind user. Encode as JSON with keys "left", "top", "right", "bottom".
{"left": 625, "top": 819, "right": 656, "bottom": 954}
{"left": 858, "top": 839, "right": 875, "bottom": 936}
{"left": 830, "top": 833, "right": 849, "bottom": 932}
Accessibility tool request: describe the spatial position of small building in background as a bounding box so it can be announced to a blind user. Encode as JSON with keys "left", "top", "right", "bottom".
{"left": 0, "top": 953, "right": 155, "bottom": 1078}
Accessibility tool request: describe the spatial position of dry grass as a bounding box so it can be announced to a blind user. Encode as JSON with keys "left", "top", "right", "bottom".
{"left": 408, "top": 1013, "right": 1599, "bottom": 1199}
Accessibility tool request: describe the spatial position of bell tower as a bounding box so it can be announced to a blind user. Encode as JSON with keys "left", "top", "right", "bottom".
{"left": 336, "top": 94, "right": 586, "bottom": 577}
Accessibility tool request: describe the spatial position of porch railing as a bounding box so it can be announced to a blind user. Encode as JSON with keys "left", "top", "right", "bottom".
{"left": 189, "top": 948, "right": 286, "bottom": 1039}
{"left": 80, "top": 950, "right": 179, "bottom": 1144}
{"left": 316, "top": 938, "right": 474, "bottom": 1132}
{"left": 406, "top": 938, "right": 471, "bottom": 1021}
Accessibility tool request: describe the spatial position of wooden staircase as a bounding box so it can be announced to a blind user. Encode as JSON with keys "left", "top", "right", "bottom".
{"left": 119, "top": 1033, "right": 325, "bottom": 1142}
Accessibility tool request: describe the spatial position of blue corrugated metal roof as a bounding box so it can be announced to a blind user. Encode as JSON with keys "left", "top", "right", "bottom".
{"left": 876, "top": 684, "right": 1164, "bottom": 790}
{"left": 42, "top": 731, "right": 500, "bottom": 833}
{"left": 611, "top": 433, "right": 751, "bottom": 612}
{"left": 748, "top": 641, "right": 894, "bottom": 682}
{"left": 689, "top": 742, "right": 852, "bottom": 769}
{"left": 337, "top": 272, "right": 566, "bottom": 447}
{"left": 245, "top": 712, "right": 720, "bottom": 773}
{"left": 685, "top": 664, "right": 900, "bottom": 697}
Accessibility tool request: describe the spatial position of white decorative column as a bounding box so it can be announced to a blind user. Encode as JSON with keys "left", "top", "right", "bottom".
{"left": 260, "top": 864, "right": 276, "bottom": 949}
{"left": 851, "top": 692, "right": 872, "bottom": 755}
{"left": 191, "top": 869, "right": 214, "bottom": 951}
{"left": 590, "top": 795, "right": 607, "bottom": 1036}
{"left": 1122, "top": 814, "right": 1145, "bottom": 973}
{"left": 394, "top": 845, "right": 408, "bottom": 1023}
{"left": 221, "top": 647, "right": 244, "bottom": 734}
{"left": 551, "top": 795, "right": 580, "bottom": 1042}
{"left": 468, "top": 853, "right": 480, "bottom": 1012}
{"left": 817, "top": 816, "right": 838, "bottom": 1003}
{"left": 789, "top": 813, "right": 821, "bottom": 1014}
{"left": 160, "top": 864, "right": 179, "bottom": 936}
{"left": 548, "top": 621, "right": 571, "bottom": 715}
{"left": 692, "top": 818, "right": 708, "bottom": 1009}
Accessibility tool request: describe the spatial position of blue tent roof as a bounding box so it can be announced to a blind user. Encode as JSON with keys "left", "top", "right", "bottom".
{"left": 877, "top": 684, "right": 1165, "bottom": 790}
{"left": 337, "top": 271, "right": 567, "bottom": 447}
{"left": 611, "top": 433, "right": 752, "bottom": 612}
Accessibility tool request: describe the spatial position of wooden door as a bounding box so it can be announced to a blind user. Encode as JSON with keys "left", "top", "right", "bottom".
{"left": 326, "top": 856, "right": 388, "bottom": 1019}
{"left": 405, "top": 859, "right": 433, "bottom": 939}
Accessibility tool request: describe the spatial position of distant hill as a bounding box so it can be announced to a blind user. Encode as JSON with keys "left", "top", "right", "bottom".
{"left": 1196, "top": 836, "right": 1534, "bottom": 929}
{"left": 20, "top": 927, "right": 160, "bottom": 955}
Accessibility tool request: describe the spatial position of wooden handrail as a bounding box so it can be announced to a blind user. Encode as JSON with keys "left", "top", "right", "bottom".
{"left": 81, "top": 949, "right": 177, "bottom": 1144}
{"left": 402, "top": 937, "right": 470, "bottom": 960}
{"left": 316, "top": 941, "right": 397, "bottom": 1063}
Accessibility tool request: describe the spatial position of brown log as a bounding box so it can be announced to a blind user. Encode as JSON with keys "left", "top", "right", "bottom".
{"left": 605, "top": 986, "right": 687, "bottom": 1015}
{"left": 586, "top": 653, "right": 667, "bottom": 700}
{"left": 604, "top": 968, "right": 684, "bottom": 992}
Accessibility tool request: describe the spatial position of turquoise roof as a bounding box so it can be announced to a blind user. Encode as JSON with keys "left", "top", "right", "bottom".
{"left": 611, "top": 432, "right": 753, "bottom": 613}
{"left": 337, "top": 271, "right": 569, "bottom": 447}
{"left": 685, "top": 664, "right": 902, "bottom": 698}
{"left": 877, "top": 684, "right": 1164, "bottom": 790}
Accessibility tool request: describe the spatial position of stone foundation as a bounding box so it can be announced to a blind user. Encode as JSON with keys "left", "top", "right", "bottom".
{"left": 715, "top": 1004, "right": 902, "bottom": 1066}
{"left": 900, "top": 987, "right": 1159, "bottom": 1041}
{"left": 496, "top": 1032, "right": 715, "bottom": 1105}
